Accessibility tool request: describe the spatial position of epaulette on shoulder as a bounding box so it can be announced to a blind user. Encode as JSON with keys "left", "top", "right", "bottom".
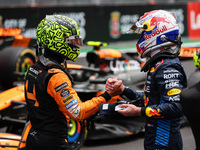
{"left": 154, "top": 59, "right": 164, "bottom": 71}
{"left": 48, "top": 68, "right": 63, "bottom": 74}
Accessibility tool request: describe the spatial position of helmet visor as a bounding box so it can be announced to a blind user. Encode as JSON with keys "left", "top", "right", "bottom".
{"left": 66, "top": 35, "right": 83, "bottom": 47}
{"left": 128, "top": 21, "right": 144, "bottom": 34}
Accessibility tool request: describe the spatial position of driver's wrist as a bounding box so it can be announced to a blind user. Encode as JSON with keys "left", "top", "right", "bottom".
{"left": 136, "top": 107, "right": 142, "bottom": 116}
{"left": 120, "top": 85, "right": 125, "bottom": 95}
{"left": 120, "top": 86, "right": 128, "bottom": 96}
{"left": 100, "top": 91, "right": 111, "bottom": 101}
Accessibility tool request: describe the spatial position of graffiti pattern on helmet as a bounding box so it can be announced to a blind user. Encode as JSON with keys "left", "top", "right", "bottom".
{"left": 36, "top": 15, "right": 81, "bottom": 61}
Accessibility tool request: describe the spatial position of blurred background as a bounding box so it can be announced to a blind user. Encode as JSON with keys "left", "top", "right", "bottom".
{"left": 0, "top": 1, "right": 199, "bottom": 150}
{"left": 0, "top": 0, "right": 200, "bottom": 46}
{"left": 0, "top": 0, "right": 198, "bottom": 6}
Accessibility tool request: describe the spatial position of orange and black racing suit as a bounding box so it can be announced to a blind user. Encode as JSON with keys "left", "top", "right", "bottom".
{"left": 25, "top": 56, "right": 111, "bottom": 150}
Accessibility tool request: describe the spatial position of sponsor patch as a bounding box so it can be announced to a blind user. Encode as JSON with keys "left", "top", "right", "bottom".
{"left": 29, "top": 67, "right": 39, "bottom": 75}
{"left": 102, "top": 104, "right": 109, "bottom": 110}
{"left": 163, "top": 69, "right": 178, "bottom": 73}
{"left": 68, "top": 104, "right": 78, "bottom": 113}
{"left": 72, "top": 106, "right": 80, "bottom": 118}
{"left": 60, "top": 89, "right": 70, "bottom": 97}
{"left": 145, "top": 85, "right": 150, "bottom": 93}
{"left": 62, "top": 95, "right": 74, "bottom": 104}
{"left": 164, "top": 73, "right": 179, "bottom": 79}
{"left": 165, "top": 81, "right": 179, "bottom": 89}
{"left": 144, "top": 94, "right": 149, "bottom": 107}
{"left": 167, "top": 88, "right": 181, "bottom": 96}
{"left": 169, "top": 95, "right": 180, "bottom": 101}
{"left": 145, "top": 107, "right": 161, "bottom": 117}
{"left": 55, "top": 82, "right": 68, "bottom": 92}
{"left": 65, "top": 99, "right": 78, "bottom": 109}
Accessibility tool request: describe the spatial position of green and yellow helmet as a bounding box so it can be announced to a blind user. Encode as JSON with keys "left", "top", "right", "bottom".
{"left": 36, "top": 15, "right": 83, "bottom": 61}
{"left": 193, "top": 50, "right": 200, "bottom": 68}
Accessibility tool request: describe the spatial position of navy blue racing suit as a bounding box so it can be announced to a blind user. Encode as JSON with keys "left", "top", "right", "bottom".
{"left": 121, "top": 57, "right": 187, "bottom": 150}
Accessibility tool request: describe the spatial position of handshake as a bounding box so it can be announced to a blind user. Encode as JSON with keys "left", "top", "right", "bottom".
{"left": 105, "top": 77, "right": 125, "bottom": 97}
{"left": 105, "top": 77, "right": 141, "bottom": 117}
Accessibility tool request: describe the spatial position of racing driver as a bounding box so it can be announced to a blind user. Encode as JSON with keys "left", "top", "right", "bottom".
{"left": 24, "top": 15, "right": 122, "bottom": 150}
{"left": 106, "top": 10, "right": 187, "bottom": 150}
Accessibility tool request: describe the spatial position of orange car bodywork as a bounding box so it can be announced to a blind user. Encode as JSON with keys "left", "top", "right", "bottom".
{"left": 95, "top": 48, "right": 122, "bottom": 59}
{"left": 0, "top": 121, "right": 31, "bottom": 150}
{"left": 0, "top": 28, "right": 21, "bottom": 37}
{"left": 0, "top": 85, "right": 25, "bottom": 111}
{"left": 0, "top": 85, "right": 28, "bottom": 149}
{"left": 0, "top": 132, "right": 21, "bottom": 149}
{"left": 0, "top": 28, "right": 32, "bottom": 48}
{"left": 179, "top": 46, "right": 200, "bottom": 58}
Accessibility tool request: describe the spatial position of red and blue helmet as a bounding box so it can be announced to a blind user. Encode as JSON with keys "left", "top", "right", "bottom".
{"left": 129, "top": 10, "right": 179, "bottom": 58}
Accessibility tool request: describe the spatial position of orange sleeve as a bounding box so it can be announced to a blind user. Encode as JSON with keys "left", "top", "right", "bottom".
{"left": 47, "top": 69, "right": 107, "bottom": 121}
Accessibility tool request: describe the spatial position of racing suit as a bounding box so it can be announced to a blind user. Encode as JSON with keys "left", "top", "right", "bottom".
{"left": 121, "top": 57, "right": 187, "bottom": 150}
{"left": 25, "top": 55, "right": 111, "bottom": 150}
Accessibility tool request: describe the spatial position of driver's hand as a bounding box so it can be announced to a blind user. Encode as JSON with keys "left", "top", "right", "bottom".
{"left": 106, "top": 78, "right": 125, "bottom": 97}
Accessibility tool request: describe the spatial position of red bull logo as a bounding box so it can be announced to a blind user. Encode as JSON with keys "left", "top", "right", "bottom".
{"left": 144, "top": 25, "right": 167, "bottom": 40}
{"left": 146, "top": 107, "right": 161, "bottom": 117}
{"left": 149, "top": 109, "right": 160, "bottom": 116}
{"left": 144, "top": 95, "right": 149, "bottom": 106}
{"left": 150, "top": 16, "right": 170, "bottom": 27}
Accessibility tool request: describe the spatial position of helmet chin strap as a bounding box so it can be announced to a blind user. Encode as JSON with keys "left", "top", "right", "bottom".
{"left": 63, "top": 59, "right": 68, "bottom": 69}
{"left": 150, "top": 49, "right": 161, "bottom": 57}
{"left": 34, "top": 41, "right": 45, "bottom": 60}
{"left": 141, "top": 35, "right": 182, "bottom": 72}
{"left": 141, "top": 41, "right": 176, "bottom": 58}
